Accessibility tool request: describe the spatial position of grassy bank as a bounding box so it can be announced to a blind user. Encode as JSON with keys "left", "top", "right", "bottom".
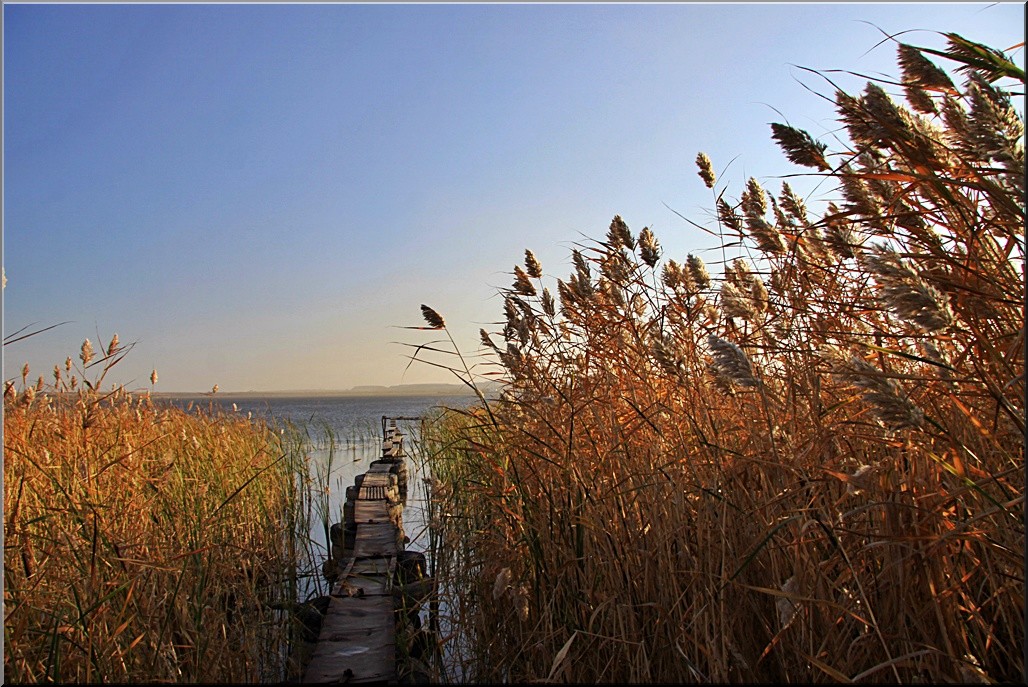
{"left": 3, "top": 342, "right": 320, "bottom": 682}
{"left": 417, "top": 33, "right": 1024, "bottom": 683}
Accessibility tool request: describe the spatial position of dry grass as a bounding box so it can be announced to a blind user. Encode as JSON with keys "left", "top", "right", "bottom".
{"left": 416, "top": 33, "right": 1024, "bottom": 683}
{"left": 3, "top": 344, "right": 316, "bottom": 682}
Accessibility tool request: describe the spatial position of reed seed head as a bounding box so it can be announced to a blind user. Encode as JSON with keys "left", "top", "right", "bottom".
{"left": 708, "top": 334, "right": 758, "bottom": 388}
{"left": 717, "top": 198, "right": 742, "bottom": 234}
{"left": 541, "top": 287, "right": 556, "bottom": 317}
{"left": 480, "top": 328, "right": 499, "bottom": 352}
{"left": 107, "top": 334, "right": 119, "bottom": 356}
{"left": 748, "top": 216, "right": 786, "bottom": 254}
{"left": 686, "top": 254, "right": 710, "bottom": 291}
{"left": 742, "top": 178, "right": 768, "bottom": 218}
{"left": 904, "top": 81, "right": 938, "bottom": 115}
{"left": 607, "top": 215, "right": 635, "bottom": 251}
{"left": 824, "top": 346, "right": 925, "bottom": 429}
{"left": 493, "top": 567, "right": 513, "bottom": 600}
{"left": 661, "top": 259, "right": 683, "bottom": 291}
{"left": 515, "top": 585, "right": 530, "bottom": 622}
{"left": 779, "top": 182, "right": 809, "bottom": 227}
{"left": 80, "top": 339, "right": 95, "bottom": 366}
{"left": 823, "top": 203, "right": 859, "bottom": 259}
{"left": 652, "top": 336, "right": 683, "bottom": 377}
{"left": 840, "top": 165, "right": 884, "bottom": 230}
{"left": 861, "top": 245, "right": 955, "bottom": 332}
{"left": 897, "top": 43, "right": 954, "bottom": 92}
{"left": 777, "top": 576, "right": 800, "bottom": 628}
{"left": 847, "top": 464, "right": 875, "bottom": 495}
{"left": 513, "top": 265, "right": 537, "bottom": 297}
{"left": 420, "top": 304, "right": 446, "bottom": 329}
{"left": 150, "top": 369, "right": 158, "bottom": 386}
{"left": 571, "top": 250, "right": 590, "bottom": 282}
{"left": 720, "top": 281, "right": 757, "bottom": 322}
{"left": 638, "top": 226, "right": 661, "bottom": 267}
{"left": 524, "top": 249, "right": 543, "bottom": 279}
{"left": 696, "top": 152, "right": 717, "bottom": 188}
{"left": 770, "top": 123, "right": 831, "bottom": 171}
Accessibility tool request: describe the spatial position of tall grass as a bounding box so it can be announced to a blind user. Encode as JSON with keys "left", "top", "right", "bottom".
{"left": 416, "top": 33, "right": 1024, "bottom": 683}
{"left": 3, "top": 340, "right": 320, "bottom": 682}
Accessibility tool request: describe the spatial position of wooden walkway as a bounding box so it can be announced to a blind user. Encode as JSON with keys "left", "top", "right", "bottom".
{"left": 303, "top": 420, "right": 416, "bottom": 684}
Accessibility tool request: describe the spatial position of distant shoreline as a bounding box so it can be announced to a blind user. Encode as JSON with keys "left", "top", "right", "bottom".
{"left": 151, "top": 383, "right": 493, "bottom": 399}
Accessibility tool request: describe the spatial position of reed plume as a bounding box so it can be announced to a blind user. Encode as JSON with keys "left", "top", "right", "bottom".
{"left": 708, "top": 334, "right": 758, "bottom": 388}
{"left": 824, "top": 346, "right": 925, "bottom": 429}
{"left": 420, "top": 304, "right": 446, "bottom": 329}
{"left": 512, "top": 265, "right": 537, "bottom": 297}
{"left": 524, "top": 249, "right": 543, "bottom": 279}
{"left": 696, "top": 151, "right": 717, "bottom": 188}
{"left": 861, "top": 245, "right": 955, "bottom": 332}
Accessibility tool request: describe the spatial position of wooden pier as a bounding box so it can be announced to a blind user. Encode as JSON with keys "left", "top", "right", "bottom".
{"left": 302, "top": 419, "right": 429, "bottom": 684}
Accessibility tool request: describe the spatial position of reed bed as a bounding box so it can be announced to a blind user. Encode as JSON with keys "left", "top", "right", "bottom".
{"left": 417, "top": 33, "right": 1024, "bottom": 683}
{"left": 3, "top": 343, "right": 320, "bottom": 682}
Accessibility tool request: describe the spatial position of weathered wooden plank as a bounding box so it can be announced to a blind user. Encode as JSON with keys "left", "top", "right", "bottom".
{"left": 354, "top": 522, "right": 403, "bottom": 558}
{"left": 303, "top": 595, "right": 395, "bottom": 684}
{"left": 352, "top": 500, "right": 391, "bottom": 524}
{"left": 349, "top": 557, "right": 393, "bottom": 579}
{"left": 333, "top": 575, "right": 390, "bottom": 598}
{"left": 359, "top": 473, "right": 398, "bottom": 501}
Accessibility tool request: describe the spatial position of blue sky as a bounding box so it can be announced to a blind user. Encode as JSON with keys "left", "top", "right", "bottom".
{"left": 3, "top": 2, "right": 1024, "bottom": 392}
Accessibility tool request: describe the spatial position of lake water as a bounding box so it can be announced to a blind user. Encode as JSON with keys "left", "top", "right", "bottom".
{"left": 160, "top": 393, "right": 477, "bottom": 600}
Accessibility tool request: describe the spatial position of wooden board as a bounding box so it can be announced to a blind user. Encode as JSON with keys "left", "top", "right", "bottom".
{"left": 352, "top": 500, "right": 391, "bottom": 524}
{"left": 331, "top": 556, "right": 394, "bottom": 599}
{"left": 358, "top": 472, "right": 396, "bottom": 501}
{"left": 354, "top": 522, "right": 402, "bottom": 559}
{"left": 303, "top": 595, "right": 395, "bottom": 684}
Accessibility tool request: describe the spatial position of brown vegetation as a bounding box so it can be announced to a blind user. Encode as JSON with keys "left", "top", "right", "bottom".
{"left": 3, "top": 342, "right": 313, "bottom": 682}
{"left": 419, "top": 32, "right": 1024, "bottom": 683}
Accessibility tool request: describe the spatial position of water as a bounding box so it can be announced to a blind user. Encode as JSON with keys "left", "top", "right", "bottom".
{"left": 160, "top": 393, "right": 476, "bottom": 598}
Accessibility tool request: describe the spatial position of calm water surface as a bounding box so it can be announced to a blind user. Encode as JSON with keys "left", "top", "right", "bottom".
{"left": 162, "top": 393, "right": 476, "bottom": 599}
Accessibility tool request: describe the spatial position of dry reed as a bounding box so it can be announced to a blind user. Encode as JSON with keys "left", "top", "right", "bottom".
{"left": 3, "top": 344, "right": 315, "bottom": 682}
{"left": 414, "top": 32, "right": 1024, "bottom": 684}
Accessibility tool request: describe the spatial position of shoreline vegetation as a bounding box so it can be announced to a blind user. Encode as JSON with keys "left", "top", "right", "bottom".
{"left": 3, "top": 379, "right": 321, "bottom": 682}
{"left": 415, "top": 32, "right": 1024, "bottom": 684}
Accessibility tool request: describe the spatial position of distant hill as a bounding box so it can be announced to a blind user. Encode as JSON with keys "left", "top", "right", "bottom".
{"left": 344, "top": 383, "right": 485, "bottom": 397}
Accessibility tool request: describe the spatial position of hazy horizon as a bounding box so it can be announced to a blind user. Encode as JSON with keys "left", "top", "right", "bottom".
{"left": 4, "top": 2, "right": 1024, "bottom": 393}
{"left": 150, "top": 381, "right": 490, "bottom": 397}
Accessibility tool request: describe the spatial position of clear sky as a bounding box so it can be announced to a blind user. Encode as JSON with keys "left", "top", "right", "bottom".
{"left": 3, "top": 2, "right": 1024, "bottom": 393}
